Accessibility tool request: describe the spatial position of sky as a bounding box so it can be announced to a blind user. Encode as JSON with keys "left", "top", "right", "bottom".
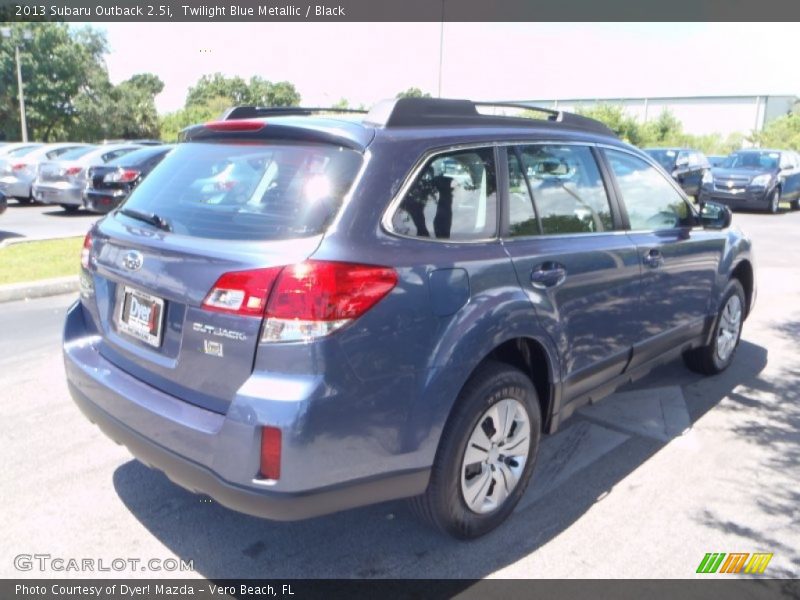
{"left": 94, "top": 22, "right": 800, "bottom": 114}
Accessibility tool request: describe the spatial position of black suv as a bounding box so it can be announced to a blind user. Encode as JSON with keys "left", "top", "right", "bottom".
{"left": 644, "top": 147, "right": 710, "bottom": 199}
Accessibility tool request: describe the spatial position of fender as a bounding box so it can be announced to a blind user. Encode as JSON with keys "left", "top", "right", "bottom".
{"left": 401, "top": 283, "right": 561, "bottom": 465}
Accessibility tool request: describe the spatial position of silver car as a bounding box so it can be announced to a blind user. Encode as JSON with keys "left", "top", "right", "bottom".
{"left": 0, "top": 143, "right": 92, "bottom": 203}
{"left": 33, "top": 144, "right": 141, "bottom": 212}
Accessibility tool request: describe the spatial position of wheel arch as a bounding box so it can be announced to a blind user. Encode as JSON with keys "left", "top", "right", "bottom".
{"left": 731, "top": 259, "right": 754, "bottom": 318}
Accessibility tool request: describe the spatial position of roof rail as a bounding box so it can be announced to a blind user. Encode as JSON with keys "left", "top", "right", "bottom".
{"left": 221, "top": 106, "right": 368, "bottom": 120}
{"left": 363, "top": 98, "right": 616, "bottom": 137}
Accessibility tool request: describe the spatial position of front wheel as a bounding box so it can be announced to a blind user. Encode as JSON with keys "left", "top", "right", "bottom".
{"left": 409, "top": 361, "right": 541, "bottom": 539}
{"left": 683, "top": 279, "right": 745, "bottom": 375}
{"left": 767, "top": 188, "right": 780, "bottom": 214}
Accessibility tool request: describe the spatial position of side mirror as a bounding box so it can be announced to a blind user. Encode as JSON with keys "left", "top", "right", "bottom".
{"left": 0, "top": 191, "right": 6, "bottom": 215}
{"left": 700, "top": 201, "right": 732, "bottom": 230}
{"left": 675, "top": 157, "right": 689, "bottom": 168}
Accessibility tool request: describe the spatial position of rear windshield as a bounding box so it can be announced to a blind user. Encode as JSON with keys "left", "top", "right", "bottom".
{"left": 7, "top": 145, "right": 42, "bottom": 157}
{"left": 59, "top": 146, "right": 97, "bottom": 160}
{"left": 109, "top": 146, "right": 172, "bottom": 168}
{"left": 645, "top": 149, "right": 677, "bottom": 171}
{"left": 118, "top": 142, "right": 363, "bottom": 240}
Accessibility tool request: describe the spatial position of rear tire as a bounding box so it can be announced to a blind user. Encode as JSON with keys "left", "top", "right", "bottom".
{"left": 409, "top": 361, "right": 541, "bottom": 539}
{"left": 683, "top": 279, "right": 745, "bottom": 375}
{"left": 790, "top": 198, "right": 800, "bottom": 211}
{"left": 60, "top": 204, "right": 79, "bottom": 213}
{"left": 16, "top": 196, "right": 32, "bottom": 205}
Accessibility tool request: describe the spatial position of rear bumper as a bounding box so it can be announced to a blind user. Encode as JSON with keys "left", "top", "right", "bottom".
{"left": 69, "top": 380, "right": 428, "bottom": 520}
{"left": 0, "top": 176, "right": 31, "bottom": 198}
{"left": 33, "top": 182, "right": 83, "bottom": 206}
{"left": 84, "top": 189, "right": 127, "bottom": 214}
{"left": 63, "top": 302, "right": 430, "bottom": 521}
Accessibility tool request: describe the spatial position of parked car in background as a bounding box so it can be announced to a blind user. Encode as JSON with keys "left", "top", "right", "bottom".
{"left": 644, "top": 147, "right": 710, "bottom": 199}
{"left": 0, "top": 143, "right": 93, "bottom": 204}
{"left": 707, "top": 155, "right": 727, "bottom": 168}
{"left": 102, "top": 139, "right": 163, "bottom": 146}
{"left": 699, "top": 149, "right": 800, "bottom": 213}
{"left": 32, "top": 144, "right": 141, "bottom": 212}
{"left": 0, "top": 142, "right": 42, "bottom": 158}
{"left": 84, "top": 145, "right": 174, "bottom": 214}
{"left": 65, "top": 98, "right": 755, "bottom": 539}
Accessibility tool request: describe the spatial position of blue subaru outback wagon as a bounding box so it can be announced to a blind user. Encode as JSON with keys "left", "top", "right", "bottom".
{"left": 64, "top": 98, "right": 755, "bottom": 538}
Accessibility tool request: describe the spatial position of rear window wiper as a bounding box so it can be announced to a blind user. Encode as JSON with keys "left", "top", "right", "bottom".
{"left": 118, "top": 208, "right": 172, "bottom": 232}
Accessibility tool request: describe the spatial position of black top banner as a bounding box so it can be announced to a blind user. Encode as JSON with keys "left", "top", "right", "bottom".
{"left": 2, "top": 0, "right": 800, "bottom": 22}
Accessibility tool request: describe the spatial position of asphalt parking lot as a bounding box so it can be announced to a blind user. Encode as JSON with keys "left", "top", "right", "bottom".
{"left": 0, "top": 202, "right": 100, "bottom": 245}
{"left": 1, "top": 209, "right": 798, "bottom": 580}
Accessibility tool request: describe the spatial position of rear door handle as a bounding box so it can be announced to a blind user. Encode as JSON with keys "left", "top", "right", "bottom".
{"left": 531, "top": 262, "right": 567, "bottom": 289}
{"left": 643, "top": 249, "right": 664, "bottom": 269}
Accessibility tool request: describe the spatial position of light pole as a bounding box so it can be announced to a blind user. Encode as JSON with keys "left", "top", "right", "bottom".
{"left": 437, "top": 1, "right": 445, "bottom": 98}
{"left": 1, "top": 27, "right": 32, "bottom": 142}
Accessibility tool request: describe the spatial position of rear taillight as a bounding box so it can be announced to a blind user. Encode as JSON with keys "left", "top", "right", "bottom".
{"left": 104, "top": 168, "right": 140, "bottom": 184}
{"left": 263, "top": 261, "right": 397, "bottom": 342}
{"left": 65, "top": 166, "right": 83, "bottom": 178}
{"left": 202, "top": 261, "right": 398, "bottom": 342}
{"left": 202, "top": 267, "right": 283, "bottom": 316}
{"left": 259, "top": 426, "right": 282, "bottom": 480}
{"left": 12, "top": 162, "right": 28, "bottom": 172}
{"left": 80, "top": 232, "right": 93, "bottom": 270}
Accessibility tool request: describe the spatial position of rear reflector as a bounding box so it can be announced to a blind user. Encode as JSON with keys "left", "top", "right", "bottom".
{"left": 259, "top": 426, "right": 282, "bottom": 480}
{"left": 80, "top": 232, "right": 93, "bottom": 270}
{"left": 204, "top": 120, "right": 266, "bottom": 132}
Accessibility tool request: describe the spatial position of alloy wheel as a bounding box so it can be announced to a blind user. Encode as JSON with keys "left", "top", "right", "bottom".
{"left": 460, "top": 398, "right": 531, "bottom": 515}
{"left": 716, "top": 294, "right": 743, "bottom": 363}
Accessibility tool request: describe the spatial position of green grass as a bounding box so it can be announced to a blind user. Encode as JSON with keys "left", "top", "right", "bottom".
{"left": 0, "top": 237, "right": 83, "bottom": 286}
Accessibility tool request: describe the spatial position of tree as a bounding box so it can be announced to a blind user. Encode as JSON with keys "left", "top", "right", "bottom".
{"left": 0, "top": 23, "right": 108, "bottom": 141}
{"left": 396, "top": 87, "right": 431, "bottom": 99}
{"left": 749, "top": 113, "right": 800, "bottom": 150}
{"left": 640, "top": 109, "right": 684, "bottom": 146}
{"left": 159, "top": 96, "right": 231, "bottom": 142}
{"left": 0, "top": 23, "right": 164, "bottom": 142}
{"left": 185, "top": 73, "right": 300, "bottom": 108}
{"left": 575, "top": 104, "right": 643, "bottom": 145}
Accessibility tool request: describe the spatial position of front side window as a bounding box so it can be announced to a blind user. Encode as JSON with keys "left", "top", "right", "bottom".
{"left": 606, "top": 149, "right": 694, "bottom": 231}
{"left": 517, "top": 145, "right": 613, "bottom": 235}
{"left": 391, "top": 148, "right": 497, "bottom": 241}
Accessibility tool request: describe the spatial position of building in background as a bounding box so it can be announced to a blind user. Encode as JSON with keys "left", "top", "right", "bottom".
{"left": 516, "top": 95, "right": 797, "bottom": 137}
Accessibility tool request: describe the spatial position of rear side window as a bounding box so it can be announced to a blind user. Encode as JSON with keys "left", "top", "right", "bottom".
{"left": 517, "top": 145, "right": 613, "bottom": 235}
{"left": 119, "top": 142, "right": 363, "bottom": 241}
{"left": 606, "top": 149, "right": 693, "bottom": 230}
{"left": 391, "top": 148, "right": 497, "bottom": 241}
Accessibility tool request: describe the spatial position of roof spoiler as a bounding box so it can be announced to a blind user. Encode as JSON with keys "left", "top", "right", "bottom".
{"left": 363, "top": 98, "right": 616, "bottom": 137}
